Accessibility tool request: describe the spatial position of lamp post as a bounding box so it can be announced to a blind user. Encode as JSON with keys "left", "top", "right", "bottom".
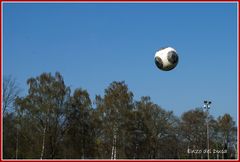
{"left": 204, "top": 100, "right": 211, "bottom": 159}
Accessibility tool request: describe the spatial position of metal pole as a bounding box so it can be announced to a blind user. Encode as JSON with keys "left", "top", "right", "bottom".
{"left": 204, "top": 101, "right": 211, "bottom": 160}
{"left": 206, "top": 107, "right": 209, "bottom": 160}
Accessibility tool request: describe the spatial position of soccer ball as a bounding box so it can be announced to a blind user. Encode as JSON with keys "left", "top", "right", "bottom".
{"left": 154, "top": 47, "right": 179, "bottom": 71}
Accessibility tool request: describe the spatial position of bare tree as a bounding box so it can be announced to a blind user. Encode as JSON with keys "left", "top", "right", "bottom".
{"left": 3, "top": 75, "right": 20, "bottom": 115}
{"left": 3, "top": 76, "right": 21, "bottom": 159}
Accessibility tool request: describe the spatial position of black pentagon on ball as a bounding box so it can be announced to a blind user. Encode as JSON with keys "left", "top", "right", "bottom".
{"left": 167, "top": 51, "right": 179, "bottom": 64}
{"left": 155, "top": 57, "right": 163, "bottom": 70}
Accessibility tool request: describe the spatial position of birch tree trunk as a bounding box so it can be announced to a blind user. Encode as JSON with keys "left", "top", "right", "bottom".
{"left": 15, "top": 127, "right": 19, "bottom": 159}
{"left": 40, "top": 125, "right": 47, "bottom": 159}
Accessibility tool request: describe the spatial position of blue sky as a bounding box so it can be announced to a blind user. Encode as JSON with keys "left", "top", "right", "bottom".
{"left": 3, "top": 3, "right": 238, "bottom": 121}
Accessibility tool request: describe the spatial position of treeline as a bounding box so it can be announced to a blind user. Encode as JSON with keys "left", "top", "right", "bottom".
{"left": 3, "top": 72, "right": 237, "bottom": 159}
